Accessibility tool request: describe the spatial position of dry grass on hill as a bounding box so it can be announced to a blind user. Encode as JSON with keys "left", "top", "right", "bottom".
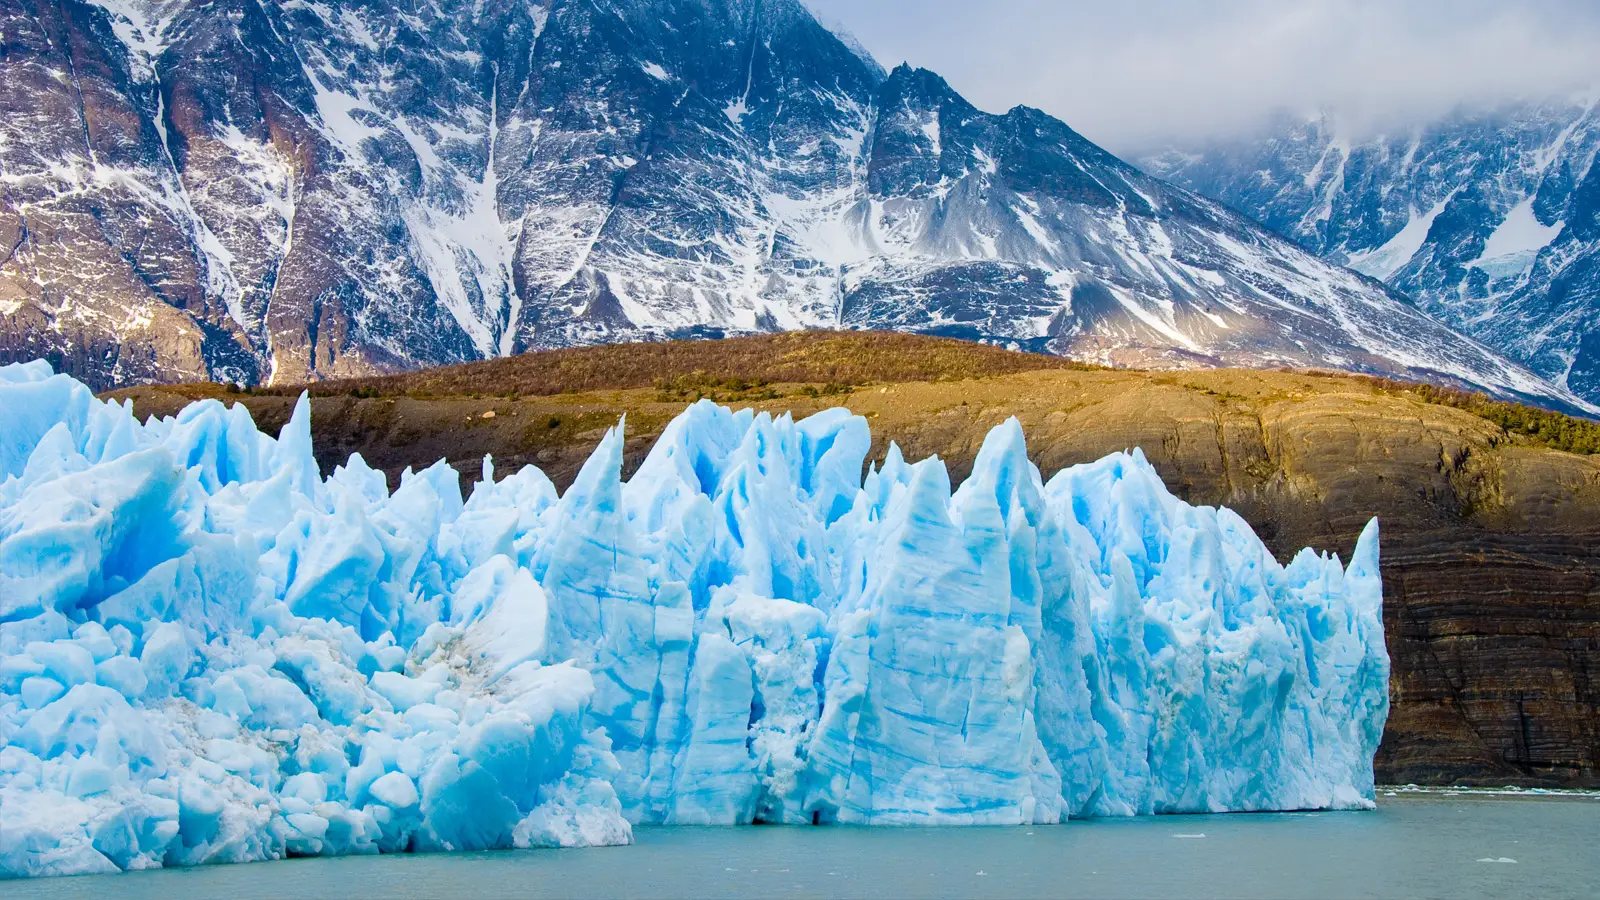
{"left": 1358, "top": 376, "right": 1600, "bottom": 456}
{"left": 121, "top": 332, "right": 1599, "bottom": 458}
{"left": 255, "top": 331, "right": 1095, "bottom": 399}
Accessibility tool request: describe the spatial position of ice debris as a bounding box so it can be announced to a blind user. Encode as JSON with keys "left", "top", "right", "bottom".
{"left": 0, "top": 361, "right": 1389, "bottom": 877}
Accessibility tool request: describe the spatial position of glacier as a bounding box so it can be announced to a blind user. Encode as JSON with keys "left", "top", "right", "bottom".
{"left": 0, "top": 360, "right": 1389, "bottom": 878}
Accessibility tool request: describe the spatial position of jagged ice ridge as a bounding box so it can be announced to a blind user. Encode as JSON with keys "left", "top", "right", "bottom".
{"left": 0, "top": 360, "right": 1389, "bottom": 878}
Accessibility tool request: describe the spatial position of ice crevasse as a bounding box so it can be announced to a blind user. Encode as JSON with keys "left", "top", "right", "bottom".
{"left": 0, "top": 360, "right": 1389, "bottom": 877}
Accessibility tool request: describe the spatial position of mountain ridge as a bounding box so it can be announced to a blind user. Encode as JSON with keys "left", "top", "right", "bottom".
{"left": 1144, "top": 98, "right": 1600, "bottom": 409}
{"left": 0, "top": 0, "right": 1590, "bottom": 414}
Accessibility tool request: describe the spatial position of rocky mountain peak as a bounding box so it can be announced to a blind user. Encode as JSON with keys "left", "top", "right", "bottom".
{"left": 0, "top": 0, "right": 1590, "bottom": 414}
{"left": 1146, "top": 99, "right": 1600, "bottom": 406}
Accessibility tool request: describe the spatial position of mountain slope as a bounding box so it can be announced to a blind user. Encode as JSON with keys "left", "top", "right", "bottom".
{"left": 0, "top": 0, "right": 1588, "bottom": 413}
{"left": 1144, "top": 100, "right": 1600, "bottom": 406}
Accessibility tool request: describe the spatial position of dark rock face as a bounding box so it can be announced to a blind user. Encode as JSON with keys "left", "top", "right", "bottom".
{"left": 1, "top": 0, "right": 1586, "bottom": 412}
{"left": 1145, "top": 102, "right": 1600, "bottom": 408}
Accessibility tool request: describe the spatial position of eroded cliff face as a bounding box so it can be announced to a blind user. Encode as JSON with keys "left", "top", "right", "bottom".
{"left": 113, "top": 362, "right": 1600, "bottom": 786}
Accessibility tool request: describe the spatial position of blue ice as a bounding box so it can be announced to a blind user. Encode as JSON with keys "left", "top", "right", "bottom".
{"left": 0, "top": 362, "right": 1388, "bottom": 877}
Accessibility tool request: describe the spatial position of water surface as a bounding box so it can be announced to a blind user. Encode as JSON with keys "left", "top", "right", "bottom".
{"left": 11, "top": 795, "right": 1597, "bottom": 899}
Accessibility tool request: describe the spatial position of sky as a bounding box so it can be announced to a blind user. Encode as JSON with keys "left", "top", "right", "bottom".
{"left": 803, "top": 0, "right": 1600, "bottom": 153}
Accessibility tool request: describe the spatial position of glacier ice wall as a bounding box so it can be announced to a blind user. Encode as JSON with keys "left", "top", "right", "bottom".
{"left": 0, "top": 361, "right": 1389, "bottom": 877}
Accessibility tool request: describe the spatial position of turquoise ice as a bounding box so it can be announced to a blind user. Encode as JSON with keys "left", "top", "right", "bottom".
{"left": 0, "top": 361, "right": 1388, "bottom": 877}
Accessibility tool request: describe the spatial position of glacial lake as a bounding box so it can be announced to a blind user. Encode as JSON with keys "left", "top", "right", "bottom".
{"left": 10, "top": 794, "right": 1598, "bottom": 900}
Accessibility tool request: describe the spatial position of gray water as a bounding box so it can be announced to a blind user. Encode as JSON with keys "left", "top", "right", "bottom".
{"left": 9, "top": 795, "right": 1598, "bottom": 900}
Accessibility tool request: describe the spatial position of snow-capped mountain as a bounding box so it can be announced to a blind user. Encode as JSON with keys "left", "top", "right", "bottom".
{"left": 1144, "top": 99, "right": 1600, "bottom": 406}
{"left": 0, "top": 0, "right": 1587, "bottom": 412}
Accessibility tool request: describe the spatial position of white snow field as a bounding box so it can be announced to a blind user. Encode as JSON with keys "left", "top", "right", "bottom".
{"left": 0, "top": 359, "right": 1389, "bottom": 878}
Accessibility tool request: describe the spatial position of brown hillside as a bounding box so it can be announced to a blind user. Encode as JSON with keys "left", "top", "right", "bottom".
{"left": 263, "top": 331, "right": 1094, "bottom": 399}
{"left": 109, "top": 333, "right": 1600, "bottom": 788}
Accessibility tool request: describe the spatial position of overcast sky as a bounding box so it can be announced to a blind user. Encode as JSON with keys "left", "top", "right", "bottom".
{"left": 803, "top": 0, "right": 1600, "bottom": 153}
